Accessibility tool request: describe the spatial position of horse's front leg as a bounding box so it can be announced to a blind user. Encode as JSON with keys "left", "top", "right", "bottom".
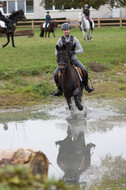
{"left": 82, "top": 29, "right": 86, "bottom": 42}
{"left": 90, "top": 30, "right": 93, "bottom": 41}
{"left": 45, "top": 31, "right": 47, "bottom": 37}
{"left": 11, "top": 33, "right": 15, "bottom": 47}
{"left": 87, "top": 30, "right": 90, "bottom": 41}
{"left": 48, "top": 32, "right": 50, "bottom": 38}
{"left": 66, "top": 97, "right": 74, "bottom": 112}
{"left": 74, "top": 95, "right": 83, "bottom": 111}
{"left": 2, "top": 34, "right": 10, "bottom": 48}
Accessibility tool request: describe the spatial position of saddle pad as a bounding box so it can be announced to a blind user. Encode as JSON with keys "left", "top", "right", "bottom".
{"left": 57, "top": 67, "right": 83, "bottom": 81}
{"left": 0, "top": 21, "right": 7, "bottom": 28}
{"left": 43, "top": 22, "right": 49, "bottom": 28}
{"left": 76, "top": 67, "right": 83, "bottom": 81}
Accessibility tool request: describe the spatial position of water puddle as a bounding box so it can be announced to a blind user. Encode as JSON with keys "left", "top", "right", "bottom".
{"left": 0, "top": 98, "right": 126, "bottom": 188}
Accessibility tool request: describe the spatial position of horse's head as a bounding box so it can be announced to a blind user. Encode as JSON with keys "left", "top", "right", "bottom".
{"left": 54, "top": 21, "right": 58, "bottom": 28}
{"left": 17, "top": 9, "right": 26, "bottom": 21}
{"left": 9, "top": 9, "right": 26, "bottom": 21}
{"left": 56, "top": 44, "right": 70, "bottom": 72}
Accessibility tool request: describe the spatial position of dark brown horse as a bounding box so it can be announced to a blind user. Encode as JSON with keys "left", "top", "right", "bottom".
{"left": 56, "top": 125, "right": 96, "bottom": 184}
{"left": 56, "top": 44, "right": 84, "bottom": 111}
{"left": 0, "top": 10, "right": 26, "bottom": 48}
{"left": 40, "top": 21, "right": 58, "bottom": 38}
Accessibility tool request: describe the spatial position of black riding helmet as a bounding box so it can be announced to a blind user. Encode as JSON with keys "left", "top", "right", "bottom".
{"left": 0, "top": 1, "right": 4, "bottom": 4}
{"left": 61, "top": 23, "right": 71, "bottom": 30}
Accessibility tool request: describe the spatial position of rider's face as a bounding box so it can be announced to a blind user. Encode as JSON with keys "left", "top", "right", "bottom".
{"left": 63, "top": 29, "right": 71, "bottom": 36}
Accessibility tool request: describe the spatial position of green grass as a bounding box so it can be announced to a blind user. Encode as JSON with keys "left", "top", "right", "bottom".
{"left": 0, "top": 27, "right": 126, "bottom": 108}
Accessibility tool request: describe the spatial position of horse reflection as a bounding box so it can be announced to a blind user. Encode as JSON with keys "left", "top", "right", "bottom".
{"left": 3, "top": 123, "right": 8, "bottom": 130}
{"left": 55, "top": 125, "right": 95, "bottom": 184}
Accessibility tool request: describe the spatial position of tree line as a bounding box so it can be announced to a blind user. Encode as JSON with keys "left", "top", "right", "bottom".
{"left": 41, "top": 0, "right": 126, "bottom": 10}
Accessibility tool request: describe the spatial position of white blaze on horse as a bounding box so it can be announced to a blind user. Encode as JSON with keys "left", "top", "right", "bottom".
{"left": 80, "top": 13, "right": 94, "bottom": 41}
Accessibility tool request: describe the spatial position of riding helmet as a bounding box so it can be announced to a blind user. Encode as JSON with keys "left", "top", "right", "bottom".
{"left": 84, "top": 4, "right": 88, "bottom": 8}
{"left": 61, "top": 23, "right": 71, "bottom": 30}
{"left": 0, "top": 1, "right": 4, "bottom": 4}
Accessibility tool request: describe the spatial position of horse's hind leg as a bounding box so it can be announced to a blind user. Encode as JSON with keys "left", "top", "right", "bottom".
{"left": 74, "top": 95, "right": 83, "bottom": 111}
{"left": 2, "top": 34, "right": 10, "bottom": 48}
{"left": 11, "top": 33, "right": 15, "bottom": 47}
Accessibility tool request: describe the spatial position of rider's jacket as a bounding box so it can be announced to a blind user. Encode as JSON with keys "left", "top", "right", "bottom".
{"left": 0, "top": 7, "right": 5, "bottom": 16}
{"left": 83, "top": 9, "right": 90, "bottom": 18}
{"left": 55, "top": 35, "right": 83, "bottom": 61}
{"left": 46, "top": 15, "right": 51, "bottom": 23}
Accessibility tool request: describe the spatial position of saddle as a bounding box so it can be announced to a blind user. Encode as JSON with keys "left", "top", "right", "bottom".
{"left": 57, "top": 67, "right": 83, "bottom": 81}
{"left": 43, "top": 22, "right": 49, "bottom": 28}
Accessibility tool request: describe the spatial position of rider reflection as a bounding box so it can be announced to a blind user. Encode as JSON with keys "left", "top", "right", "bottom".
{"left": 55, "top": 123, "right": 95, "bottom": 185}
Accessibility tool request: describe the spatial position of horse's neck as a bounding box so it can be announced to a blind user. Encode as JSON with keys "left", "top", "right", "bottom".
{"left": 12, "top": 16, "right": 18, "bottom": 24}
{"left": 82, "top": 17, "right": 87, "bottom": 26}
{"left": 64, "top": 62, "right": 75, "bottom": 77}
{"left": 9, "top": 14, "right": 19, "bottom": 24}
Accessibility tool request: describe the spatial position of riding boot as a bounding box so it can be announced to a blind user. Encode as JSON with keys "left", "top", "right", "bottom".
{"left": 83, "top": 73, "right": 94, "bottom": 93}
{"left": 90, "top": 22, "right": 93, "bottom": 31}
{"left": 85, "top": 81, "right": 94, "bottom": 93}
{"left": 53, "top": 85, "right": 63, "bottom": 96}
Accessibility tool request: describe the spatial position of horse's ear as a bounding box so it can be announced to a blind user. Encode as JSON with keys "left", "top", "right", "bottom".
{"left": 56, "top": 45, "right": 60, "bottom": 51}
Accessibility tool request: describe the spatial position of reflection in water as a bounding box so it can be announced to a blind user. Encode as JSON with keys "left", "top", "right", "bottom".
{"left": 56, "top": 113, "right": 96, "bottom": 185}
{"left": 3, "top": 123, "right": 8, "bottom": 131}
{"left": 0, "top": 99, "right": 126, "bottom": 188}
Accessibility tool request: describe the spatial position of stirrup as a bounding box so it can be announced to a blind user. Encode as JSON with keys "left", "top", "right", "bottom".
{"left": 85, "top": 85, "right": 94, "bottom": 93}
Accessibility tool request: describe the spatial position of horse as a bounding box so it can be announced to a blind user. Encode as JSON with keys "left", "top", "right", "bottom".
{"left": 80, "top": 14, "right": 94, "bottom": 41}
{"left": 56, "top": 44, "right": 84, "bottom": 111}
{"left": 40, "top": 21, "right": 58, "bottom": 38}
{"left": 56, "top": 125, "right": 96, "bottom": 184}
{"left": 0, "top": 10, "right": 26, "bottom": 48}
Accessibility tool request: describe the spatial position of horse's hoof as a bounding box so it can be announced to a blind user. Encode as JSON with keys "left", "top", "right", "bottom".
{"left": 2, "top": 45, "right": 4, "bottom": 48}
{"left": 78, "top": 105, "right": 83, "bottom": 111}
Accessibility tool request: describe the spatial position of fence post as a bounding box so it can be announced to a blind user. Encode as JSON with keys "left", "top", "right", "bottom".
{"left": 98, "top": 18, "right": 100, "bottom": 28}
{"left": 120, "top": 18, "right": 122, "bottom": 27}
{"left": 75, "top": 20, "right": 78, "bottom": 29}
{"left": 32, "top": 20, "right": 34, "bottom": 31}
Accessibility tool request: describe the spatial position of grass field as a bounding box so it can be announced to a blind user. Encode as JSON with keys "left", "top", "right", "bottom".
{"left": 0, "top": 27, "right": 126, "bottom": 109}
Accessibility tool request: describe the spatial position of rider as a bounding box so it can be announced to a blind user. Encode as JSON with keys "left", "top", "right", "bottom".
{"left": 0, "top": 1, "right": 13, "bottom": 33}
{"left": 83, "top": 4, "right": 93, "bottom": 30}
{"left": 45, "top": 11, "right": 51, "bottom": 30}
{"left": 54, "top": 23, "right": 94, "bottom": 96}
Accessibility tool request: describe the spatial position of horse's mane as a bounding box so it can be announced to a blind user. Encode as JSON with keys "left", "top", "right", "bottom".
{"left": 8, "top": 9, "right": 23, "bottom": 19}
